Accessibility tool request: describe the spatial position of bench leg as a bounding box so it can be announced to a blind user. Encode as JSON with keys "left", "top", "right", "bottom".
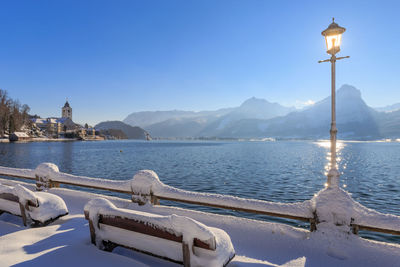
{"left": 19, "top": 203, "right": 28, "bottom": 226}
{"left": 182, "top": 241, "right": 191, "bottom": 267}
{"left": 102, "top": 241, "right": 117, "bottom": 252}
{"left": 88, "top": 219, "right": 96, "bottom": 245}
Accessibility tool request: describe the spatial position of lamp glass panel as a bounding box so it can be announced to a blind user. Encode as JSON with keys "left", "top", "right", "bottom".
{"left": 325, "top": 34, "right": 342, "bottom": 51}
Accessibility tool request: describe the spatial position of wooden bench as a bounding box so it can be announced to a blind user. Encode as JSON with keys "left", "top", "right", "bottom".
{"left": 84, "top": 198, "right": 235, "bottom": 267}
{"left": 0, "top": 183, "right": 68, "bottom": 226}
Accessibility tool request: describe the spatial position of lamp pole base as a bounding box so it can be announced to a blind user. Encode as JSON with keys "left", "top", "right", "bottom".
{"left": 327, "top": 168, "right": 340, "bottom": 188}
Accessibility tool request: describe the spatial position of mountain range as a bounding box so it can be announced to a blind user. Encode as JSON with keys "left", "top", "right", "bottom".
{"left": 116, "top": 85, "right": 400, "bottom": 140}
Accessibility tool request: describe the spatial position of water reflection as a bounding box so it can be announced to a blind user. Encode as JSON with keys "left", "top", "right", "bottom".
{"left": 314, "top": 140, "right": 346, "bottom": 173}
{"left": 60, "top": 142, "right": 73, "bottom": 173}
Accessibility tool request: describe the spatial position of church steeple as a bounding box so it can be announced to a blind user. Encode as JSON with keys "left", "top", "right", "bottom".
{"left": 62, "top": 99, "right": 72, "bottom": 120}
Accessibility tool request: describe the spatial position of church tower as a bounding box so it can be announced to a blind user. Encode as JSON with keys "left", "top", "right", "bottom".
{"left": 62, "top": 100, "right": 72, "bottom": 120}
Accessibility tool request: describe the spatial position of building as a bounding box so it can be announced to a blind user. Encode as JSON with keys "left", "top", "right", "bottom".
{"left": 62, "top": 101, "right": 72, "bottom": 120}
{"left": 32, "top": 117, "right": 77, "bottom": 135}
{"left": 31, "top": 100, "right": 97, "bottom": 139}
{"left": 32, "top": 100, "right": 78, "bottom": 137}
{"left": 9, "top": 132, "right": 30, "bottom": 141}
{"left": 32, "top": 118, "right": 62, "bottom": 134}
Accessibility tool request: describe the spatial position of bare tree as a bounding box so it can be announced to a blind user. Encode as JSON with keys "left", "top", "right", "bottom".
{"left": 0, "top": 89, "right": 31, "bottom": 137}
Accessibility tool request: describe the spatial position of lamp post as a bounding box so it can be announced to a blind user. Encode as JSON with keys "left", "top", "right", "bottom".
{"left": 318, "top": 18, "right": 349, "bottom": 188}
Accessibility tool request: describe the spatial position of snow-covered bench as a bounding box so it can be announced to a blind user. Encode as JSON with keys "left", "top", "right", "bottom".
{"left": 84, "top": 198, "right": 235, "bottom": 267}
{"left": 0, "top": 183, "right": 68, "bottom": 226}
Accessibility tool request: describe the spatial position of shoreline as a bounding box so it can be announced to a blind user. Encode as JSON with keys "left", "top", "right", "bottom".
{"left": 1, "top": 137, "right": 106, "bottom": 143}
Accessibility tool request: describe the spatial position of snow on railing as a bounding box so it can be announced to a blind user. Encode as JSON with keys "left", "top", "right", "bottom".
{"left": 0, "top": 166, "right": 35, "bottom": 180}
{"left": 1, "top": 162, "right": 400, "bottom": 237}
{"left": 310, "top": 186, "right": 400, "bottom": 236}
{"left": 35, "top": 163, "right": 132, "bottom": 193}
{"left": 131, "top": 170, "right": 313, "bottom": 221}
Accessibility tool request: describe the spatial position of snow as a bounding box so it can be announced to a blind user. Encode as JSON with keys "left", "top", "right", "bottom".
{"left": 30, "top": 192, "right": 69, "bottom": 224}
{"left": 311, "top": 186, "right": 400, "bottom": 233}
{"left": 0, "top": 165, "right": 35, "bottom": 179}
{"left": 0, "top": 178, "right": 399, "bottom": 266}
{"left": 35, "top": 163, "right": 132, "bottom": 192}
{"left": 0, "top": 184, "right": 37, "bottom": 205}
{"left": 0, "top": 183, "right": 68, "bottom": 225}
{"left": 0, "top": 198, "right": 21, "bottom": 215}
{"left": 85, "top": 198, "right": 235, "bottom": 266}
{"left": 12, "top": 132, "right": 30, "bottom": 138}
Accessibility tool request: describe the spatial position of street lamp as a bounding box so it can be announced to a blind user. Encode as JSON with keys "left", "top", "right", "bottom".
{"left": 318, "top": 18, "right": 349, "bottom": 188}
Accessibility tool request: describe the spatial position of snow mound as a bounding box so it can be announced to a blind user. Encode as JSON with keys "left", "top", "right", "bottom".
{"left": 31, "top": 192, "right": 69, "bottom": 223}
{"left": 35, "top": 162, "right": 60, "bottom": 178}
{"left": 0, "top": 184, "right": 37, "bottom": 206}
{"left": 0, "top": 183, "right": 68, "bottom": 225}
{"left": 85, "top": 198, "right": 235, "bottom": 266}
{"left": 131, "top": 170, "right": 161, "bottom": 195}
{"left": 312, "top": 187, "right": 400, "bottom": 234}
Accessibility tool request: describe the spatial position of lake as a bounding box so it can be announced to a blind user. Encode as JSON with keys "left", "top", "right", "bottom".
{"left": 0, "top": 140, "right": 399, "bottom": 243}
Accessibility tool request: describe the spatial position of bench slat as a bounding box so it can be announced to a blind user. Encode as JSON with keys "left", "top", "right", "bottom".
{"left": 99, "top": 215, "right": 213, "bottom": 250}
{"left": 0, "top": 193, "right": 19, "bottom": 202}
{"left": 0, "top": 193, "right": 38, "bottom": 207}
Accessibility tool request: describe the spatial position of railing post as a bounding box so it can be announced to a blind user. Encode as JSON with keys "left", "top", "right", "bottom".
{"left": 131, "top": 170, "right": 162, "bottom": 206}
{"left": 35, "top": 174, "right": 49, "bottom": 191}
{"left": 310, "top": 211, "right": 318, "bottom": 232}
{"left": 350, "top": 218, "right": 359, "bottom": 235}
{"left": 352, "top": 224, "right": 359, "bottom": 235}
{"left": 49, "top": 181, "right": 60, "bottom": 188}
{"left": 131, "top": 193, "right": 149, "bottom": 206}
{"left": 34, "top": 163, "right": 60, "bottom": 191}
{"left": 310, "top": 218, "right": 317, "bottom": 232}
{"left": 151, "top": 194, "right": 159, "bottom": 205}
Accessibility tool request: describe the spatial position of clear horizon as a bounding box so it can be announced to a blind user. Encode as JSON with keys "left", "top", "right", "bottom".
{"left": 1, "top": 0, "right": 399, "bottom": 126}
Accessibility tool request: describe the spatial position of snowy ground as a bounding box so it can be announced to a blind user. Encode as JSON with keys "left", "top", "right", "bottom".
{"left": 0, "top": 178, "right": 399, "bottom": 267}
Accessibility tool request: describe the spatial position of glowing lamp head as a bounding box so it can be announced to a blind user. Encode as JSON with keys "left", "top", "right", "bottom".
{"left": 322, "top": 18, "right": 346, "bottom": 55}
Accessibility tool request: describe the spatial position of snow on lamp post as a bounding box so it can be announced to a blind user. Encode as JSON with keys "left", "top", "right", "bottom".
{"left": 318, "top": 18, "right": 349, "bottom": 188}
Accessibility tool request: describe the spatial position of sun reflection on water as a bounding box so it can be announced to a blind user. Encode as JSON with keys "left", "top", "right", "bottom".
{"left": 314, "top": 139, "right": 346, "bottom": 150}
{"left": 314, "top": 140, "right": 346, "bottom": 176}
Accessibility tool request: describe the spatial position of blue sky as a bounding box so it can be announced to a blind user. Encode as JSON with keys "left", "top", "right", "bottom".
{"left": 0, "top": 0, "right": 399, "bottom": 125}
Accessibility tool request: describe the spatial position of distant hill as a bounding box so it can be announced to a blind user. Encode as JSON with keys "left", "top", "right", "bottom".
{"left": 123, "top": 108, "right": 234, "bottom": 128}
{"left": 126, "top": 97, "right": 294, "bottom": 138}
{"left": 121, "top": 85, "right": 400, "bottom": 140}
{"left": 95, "top": 121, "right": 150, "bottom": 140}
{"left": 219, "top": 85, "right": 381, "bottom": 139}
{"left": 197, "top": 97, "right": 295, "bottom": 137}
{"left": 98, "top": 129, "right": 127, "bottom": 139}
{"left": 375, "top": 109, "right": 400, "bottom": 138}
{"left": 374, "top": 103, "right": 400, "bottom": 113}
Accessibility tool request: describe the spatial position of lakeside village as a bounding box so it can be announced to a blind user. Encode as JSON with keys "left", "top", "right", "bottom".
{"left": 1, "top": 99, "right": 104, "bottom": 142}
